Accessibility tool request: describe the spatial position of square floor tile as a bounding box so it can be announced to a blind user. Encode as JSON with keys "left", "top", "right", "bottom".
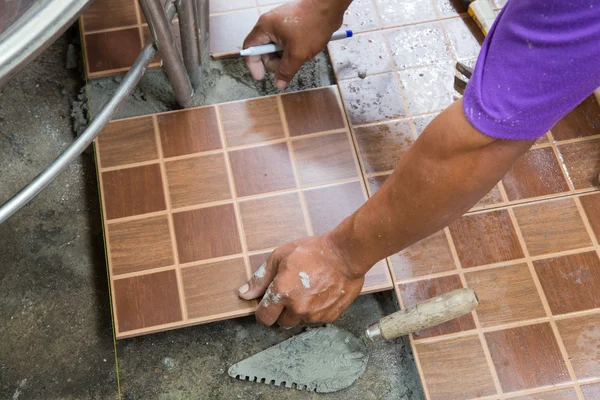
{"left": 485, "top": 323, "right": 571, "bottom": 392}
{"left": 113, "top": 270, "right": 183, "bottom": 333}
{"left": 292, "top": 132, "right": 358, "bottom": 186}
{"left": 551, "top": 95, "right": 600, "bottom": 141}
{"left": 107, "top": 216, "right": 174, "bottom": 275}
{"left": 582, "top": 383, "right": 600, "bottom": 400}
{"left": 165, "top": 154, "right": 231, "bottom": 208}
{"left": 375, "top": 0, "right": 438, "bottom": 27}
{"left": 399, "top": 275, "right": 476, "bottom": 338}
{"left": 141, "top": 22, "right": 182, "bottom": 66}
{"left": 390, "top": 230, "right": 456, "bottom": 280}
{"left": 472, "top": 185, "right": 504, "bottom": 209}
{"left": 239, "top": 192, "right": 308, "bottom": 251}
{"left": 341, "top": 0, "right": 381, "bottom": 33}
{"left": 433, "top": 0, "right": 466, "bottom": 17}
{"left": 416, "top": 335, "right": 496, "bottom": 400}
{"left": 398, "top": 63, "right": 456, "bottom": 115}
{"left": 580, "top": 192, "right": 600, "bottom": 242}
{"left": 97, "top": 117, "right": 158, "bottom": 169}
{"left": 82, "top": 0, "right": 138, "bottom": 32}
{"left": 502, "top": 148, "right": 569, "bottom": 201}
{"left": 172, "top": 204, "right": 242, "bottom": 263}
{"left": 449, "top": 210, "right": 524, "bottom": 268}
{"left": 328, "top": 31, "right": 394, "bottom": 80}
{"left": 556, "top": 314, "right": 600, "bottom": 381}
{"left": 281, "top": 87, "right": 346, "bottom": 136}
{"left": 510, "top": 388, "right": 579, "bottom": 400}
{"left": 85, "top": 28, "right": 142, "bottom": 74}
{"left": 249, "top": 252, "right": 271, "bottom": 274}
{"left": 209, "top": 0, "right": 254, "bottom": 13}
{"left": 385, "top": 23, "right": 453, "bottom": 70}
{"left": 353, "top": 120, "right": 415, "bottom": 174}
{"left": 210, "top": 9, "right": 259, "bottom": 57}
{"left": 229, "top": 143, "right": 297, "bottom": 197}
{"left": 339, "top": 73, "right": 407, "bottom": 125}
{"left": 102, "top": 164, "right": 166, "bottom": 220}
{"left": 182, "top": 257, "right": 253, "bottom": 319}
{"left": 363, "top": 260, "right": 393, "bottom": 290}
{"left": 464, "top": 263, "right": 545, "bottom": 327}
{"left": 513, "top": 198, "right": 592, "bottom": 257}
{"left": 442, "top": 17, "right": 484, "bottom": 61}
{"left": 219, "top": 97, "right": 284, "bottom": 147}
{"left": 304, "top": 181, "right": 366, "bottom": 236}
{"left": 557, "top": 139, "right": 600, "bottom": 190}
{"left": 158, "top": 107, "right": 222, "bottom": 158}
{"left": 367, "top": 174, "right": 390, "bottom": 195}
{"left": 534, "top": 251, "right": 600, "bottom": 315}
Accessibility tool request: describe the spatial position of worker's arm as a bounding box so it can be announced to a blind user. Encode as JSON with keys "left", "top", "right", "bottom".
{"left": 238, "top": 101, "right": 533, "bottom": 327}
{"left": 243, "top": 0, "right": 352, "bottom": 89}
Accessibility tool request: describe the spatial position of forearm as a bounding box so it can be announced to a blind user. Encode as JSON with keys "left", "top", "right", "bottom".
{"left": 326, "top": 100, "right": 534, "bottom": 276}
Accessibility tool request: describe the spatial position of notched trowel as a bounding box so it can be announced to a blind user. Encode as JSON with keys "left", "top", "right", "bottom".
{"left": 229, "top": 288, "right": 478, "bottom": 393}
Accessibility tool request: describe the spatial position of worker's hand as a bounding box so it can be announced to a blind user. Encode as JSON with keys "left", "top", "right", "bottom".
{"left": 238, "top": 236, "right": 365, "bottom": 328}
{"left": 243, "top": 0, "right": 346, "bottom": 89}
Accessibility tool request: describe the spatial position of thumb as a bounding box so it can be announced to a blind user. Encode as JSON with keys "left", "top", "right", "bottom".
{"left": 274, "top": 50, "right": 305, "bottom": 90}
{"left": 238, "top": 252, "right": 278, "bottom": 300}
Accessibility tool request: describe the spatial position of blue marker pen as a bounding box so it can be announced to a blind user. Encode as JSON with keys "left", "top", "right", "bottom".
{"left": 239, "top": 30, "right": 353, "bottom": 57}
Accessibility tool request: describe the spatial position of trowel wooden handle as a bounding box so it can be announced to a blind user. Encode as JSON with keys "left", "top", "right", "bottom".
{"left": 365, "top": 288, "right": 478, "bottom": 341}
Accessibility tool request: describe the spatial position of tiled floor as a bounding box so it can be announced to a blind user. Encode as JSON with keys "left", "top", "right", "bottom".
{"left": 95, "top": 86, "right": 394, "bottom": 338}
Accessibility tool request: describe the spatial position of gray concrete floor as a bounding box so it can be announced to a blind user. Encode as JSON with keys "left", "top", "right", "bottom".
{"left": 0, "top": 26, "right": 424, "bottom": 400}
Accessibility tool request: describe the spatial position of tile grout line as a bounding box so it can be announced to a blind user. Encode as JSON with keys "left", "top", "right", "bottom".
{"left": 506, "top": 207, "right": 585, "bottom": 400}
{"left": 444, "top": 228, "right": 504, "bottom": 395}
{"left": 214, "top": 106, "right": 255, "bottom": 287}
{"left": 152, "top": 115, "right": 189, "bottom": 322}
{"left": 575, "top": 195, "right": 600, "bottom": 248}
{"left": 276, "top": 96, "right": 314, "bottom": 236}
{"left": 112, "top": 265, "right": 179, "bottom": 281}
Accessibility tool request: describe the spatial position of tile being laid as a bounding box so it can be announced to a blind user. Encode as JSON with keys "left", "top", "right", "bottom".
{"left": 442, "top": 17, "right": 484, "bottom": 61}
{"left": 328, "top": 31, "right": 394, "bottom": 80}
{"left": 210, "top": 8, "right": 259, "bottom": 58}
{"left": 384, "top": 22, "right": 453, "bottom": 70}
{"left": 341, "top": 0, "right": 381, "bottom": 33}
{"left": 397, "top": 62, "right": 456, "bottom": 115}
{"left": 375, "top": 0, "right": 438, "bottom": 27}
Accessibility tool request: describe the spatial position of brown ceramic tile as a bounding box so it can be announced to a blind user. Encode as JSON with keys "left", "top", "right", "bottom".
{"left": 304, "top": 181, "right": 366, "bottom": 236}
{"left": 557, "top": 139, "right": 600, "bottom": 190}
{"left": 182, "top": 258, "right": 253, "bottom": 319}
{"left": 449, "top": 210, "right": 524, "bottom": 268}
{"left": 399, "top": 275, "right": 476, "bottom": 338}
{"left": 210, "top": 9, "right": 259, "bottom": 57}
{"left": 292, "top": 133, "right": 358, "bottom": 186}
{"left": 172, "top": 204, "right": 242, "bottom": 263}
{"left": 398, "top": 63, "right": 456, "bottom": 115}
{"left": 165, "top": 154, "right": 231, "bottom": 208}
{"left": 107, "top": 216, "right": 174, "bottom": 275}
{"left": 442, "top": 17, "right": 484, "bottom": 61}
{"left": 363, "top": 260, "right": 392, "bottom": 290}
{"left": 367, "top": 174, "right": 391, "bottom": 195}
{"left": 249, "top": 252, "right": 271, "bottom": 274}
{"left": 416, "top": 335, "right": 496, "bottom": 400}
{"left": 341, "top": 0, "right": 381, "bottom": 33}
{"left": 513, "top": 198, "right": 592, "bottom": 256}
{"left": 229, "top": 143, "right": 297, "bottom": 197}
{"left": 582, "top": 383, "right": 600, "bottom": 400}
{"left": 353, "top": 120, "right": 415, "bottom": 174}
{"left": 464, "top": 263, "right": 545, "bottom": 327}
{"left": 158, "top": 107, "right": 222, "bottom": 158}
{"left": 556, "top": 314, "right": 600, "bottom": 381}
{"left": 535, "top": 132, "right": 551, "bottom": 145}
{"left": 511, "top": 388, "right": 579, "bottom": 400}
{"left": 472, "top": 185, "right": 504, "bottom": 209}
{"left": 390, "top": 230, "right": 456, "bottom": 280}
{"left": 219, "top": 97, "right": 285, "bottom": 147}
{"left": 82, "top": 0, "right": 138, "bottom": 31}
{"left": 102, "top": 164, "right": 166, "bottom": 220}
{"left": 502, "top": 148, "right": 569, "bottom": 201}
{"left": 433, "top": 0, "right": 466, "bottom": 17}
{"left": 485, "top": 323, "right": 571, "bottom": 392}
{"left": 239, "top": 193, "right": 308, "bottom": 251}
{"left": 97, "top": 117, "right": 158, "bottom": 168}
{"left": 580, "top": 192, "right": 600, "bottom": 242}
{"left": 385, "top": 23, "right": 453, "bottom": 70}
{"left": 85, "top": 28, "right": 142, "bottom": 74}
{"left": 209, "top": 0, "right": 254, "bottom": 13}
{"left": 534, "top": 251, "right": 600, "bottom": 315}
{"left": 280, "top": 87, "right": 346, "bottom": 136}
{"left": 339, "top": 73, "right": 407, "bottom": 125}
{"left": 328, "top": 31, "right": 394, "bottom": 80}
{"left": 113, "top": 270, "right": 182, "bottom": 332}
{"left": 141, "top": 22, "right": 182, "bottom": 65}
{"left": 551, "top": 95, "right": 600, "bottom": 141}
{"left": 375, "top": 0, "right": 437, "bottom": 27}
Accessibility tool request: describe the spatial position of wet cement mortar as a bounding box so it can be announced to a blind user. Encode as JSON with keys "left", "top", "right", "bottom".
{"left": 1, "top": 25, "right": 424, "bottom": 399}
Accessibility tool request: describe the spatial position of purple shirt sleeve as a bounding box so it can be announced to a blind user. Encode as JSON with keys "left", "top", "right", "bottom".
{"left": 463, "top": 0, "right": 600, "bottom": 140}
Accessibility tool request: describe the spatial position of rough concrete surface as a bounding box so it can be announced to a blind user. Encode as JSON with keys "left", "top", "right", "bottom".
{"left": 0, "top": 24, "right": 424, "bottom": 399}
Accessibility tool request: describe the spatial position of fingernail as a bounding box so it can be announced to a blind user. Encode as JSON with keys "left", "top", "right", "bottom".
{"left": 275, "top": 79, "right": 287, "bottom": 90}
{"left": 238, "top": 283, "right": 249, "bottom": 295}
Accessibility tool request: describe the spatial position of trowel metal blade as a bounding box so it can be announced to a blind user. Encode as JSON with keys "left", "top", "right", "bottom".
{"left": 228, "top": 326, "right": 368, "bottom": 393}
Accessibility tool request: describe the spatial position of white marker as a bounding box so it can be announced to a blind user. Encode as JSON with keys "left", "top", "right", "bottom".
{"left": 239, "top": 30, "right": 353, "bottom": 57}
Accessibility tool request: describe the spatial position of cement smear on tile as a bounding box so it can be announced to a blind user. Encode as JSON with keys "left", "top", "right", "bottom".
{"left": 228, "top": 326, "right": 368, "bottom": 393}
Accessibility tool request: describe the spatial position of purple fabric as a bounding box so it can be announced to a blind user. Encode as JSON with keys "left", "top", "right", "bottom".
{"left": 463, "top": 0, "right": 600, "bottom": 140}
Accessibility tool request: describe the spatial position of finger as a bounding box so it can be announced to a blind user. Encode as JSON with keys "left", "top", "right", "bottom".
{"left": 261, "top": 53, "right": 281, "bottom": 74}
{"left": 277, "top": 308, "right": 301, "bottom": 329}
{"left": 238, "top": 242, "right": 295, "bottom": 300}
{"left": 274, "top": 49, "right": 305, "bottom": 90}
{"left": 256, "top": 283, "right": 285, "bottom": 326}
{"left": 242, "top": 25, "right": 272, "bottom": 80}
